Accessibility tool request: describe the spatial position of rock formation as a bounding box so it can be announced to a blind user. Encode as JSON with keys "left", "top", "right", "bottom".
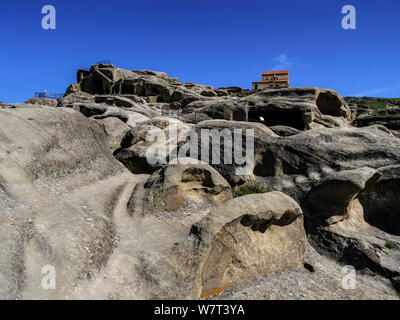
{"left": 0, "top": 64, "right": 399, "bottom": 300}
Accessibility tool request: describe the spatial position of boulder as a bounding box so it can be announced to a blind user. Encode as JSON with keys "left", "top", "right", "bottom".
{"left": 135, "top": 191, "right": 307, "bottom": 299}
{"left": 128, "top": 161, "right": 232, "bottom": 219}
{"left": 306, "top": 195, "right": 400, "bottom": 292}
{"left": 94, "top": 116, "right": 130, "bottom": 151}
{"left": 64, "top": 83, "right": 81, "bottom": 96}
{"left": 359, "top": 165, "right": 400, "bottom": 235}
{"left": 24, "top": 97, "right": 59, "bottom": 107}
{"left": 191, "top": 192, "right": 306, "bottom": 298}
{"left": 304, "top": 167, "right": 380, "bottom": 224}
{"left": 184, "top": 120, "right": 277, "bottom": 185}
{"left": 114, "top": 117, "right": 191, "bottom": 174}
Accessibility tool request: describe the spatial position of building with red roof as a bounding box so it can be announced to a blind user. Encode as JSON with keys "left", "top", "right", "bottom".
{"left": 252, "top": 70, "right": 289, "bottom": 90}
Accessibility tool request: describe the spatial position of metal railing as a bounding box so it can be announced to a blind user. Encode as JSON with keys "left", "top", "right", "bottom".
{"left": 96, "top": 60, "right": 112, "bottom": 65}
{"left": 34, "top": 92, "right": 63, "bottom": 99}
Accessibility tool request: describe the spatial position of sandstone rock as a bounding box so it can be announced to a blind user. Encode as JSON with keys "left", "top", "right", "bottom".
{"left": 65, "top": 66, "right": 353, "bottom": 132}
{"left": 212, "top": 245, "right": 399, "bottom": 300}
{"left": 5, "top": 103, "right": 43, "bottom": 109}
{"left": 128, "top": 161, "right": 232, "bottom": 220}
{"left": 191, "top": 192, "right": 306, "bottom": 298}
{"left": 304, "top": 167, "right": 380, "bottom": 224}
{"left": 64, "top": 83, "right": 81, "bottom": 96}
{"left": 94, "top": 116, "right": 130, "bottom": 151}
{"left": 218, "top": 86, "right": 244, "bottom": 94}
{"left": 177, "top": 120, "right": 400, "bottom": 192}
{"left": 68, "top": 64, "right": 207, "bottom": 108}
{"left": 200, "top": 89, "right": 218, "bottom": 97}
{"left": 114, "top": 117, "right": 191, "bottom": 174}
{"left": 359, "top": 165, "right": 400, "bottom": 235}
{"left": 24, "top": 97, "right": 59, "bottom": 107}
{"left": 0, "top": 106, "right": 131, "bottom": 299}
{"left": 66, "top": 102, "right": 150, "bottom": 127}
{"left": 306, "top": 204, "right": 400, "bottom": 292}
{"left": 391, "top": 276, "right": 400, "bottom": 293}
{"left": 181, "top": 97, "right": 247, "bottom": 124}
{"left": 94, "top": 95, "right": 135, "bottom": 108}
{"left": 58, "top": 91, "right": 96, "bottom": 107}
{"left": 303, "top": 166, "right": 400, "bottom": 292}
{"left": 182, "top": 87, "right": 353, "bottom": 130}
{"left": 246, "top": 87, "right": 353, "bottom": 129}
{"left": 2, "top": 63, "right": 400, "bottom": 300}
{"left": 185, "top": 119, "right": 277, "bottom": 185}
{"left": 136, "top": 191, "right": 307, "bottom": 299}
{"left": 269, "top": 125, "right": 301, "bottom": 136}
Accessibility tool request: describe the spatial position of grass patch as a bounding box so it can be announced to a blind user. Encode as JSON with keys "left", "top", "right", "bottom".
{"left": 372, "top": 270, "right": 384, "bottom": 277}
{"left": 358, "top": 114, "right": 400, "bottom": 120}
{"left": 364, "top": 101, "right": 388, "bottom": 109}
{"left": 233, "top": 183, "right": 265, "bottom": 198}
{"left": 345, "top": 97, "right": 400, "bottom": 109}
{"left": 360, "top": 100, "right": 398, "bottom": 110}
{"left": 385, "top": 241, "right": 395, "bottom": 250}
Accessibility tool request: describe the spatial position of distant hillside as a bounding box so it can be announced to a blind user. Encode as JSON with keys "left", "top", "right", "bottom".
{"left": 344, "top": 96, "right": 400, "bottom": 109}
{"left": 345, "top": 96, "right": 400, "bottom": 130}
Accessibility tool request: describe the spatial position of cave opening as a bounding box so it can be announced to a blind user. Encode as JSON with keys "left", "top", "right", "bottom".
{"left": 316, "top": 91, "right": 343, "bottom": 116}
{"left": 90, "top": 74, "right": 105, "bottom": 95}
{"left": 248, "top": 108, "right": 305, "bottom": 130}
{"left": 121, "top": 84, "right": 134, "bottom": 94}
{"left": 181, "top": 168, "right": 215, "bottom": 188}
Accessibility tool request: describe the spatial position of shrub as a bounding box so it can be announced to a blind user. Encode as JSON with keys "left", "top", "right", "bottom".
{"left": 233, "top": 183, "right": 265, "bottom": 198}
{"left": 385, "top": 241, "right": 395, "bottom": 250}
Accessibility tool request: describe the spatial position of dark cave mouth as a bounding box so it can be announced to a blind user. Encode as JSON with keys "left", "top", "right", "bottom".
{"left": 248, "top": 108, "right": 306, "bottom": 130}
{"left": 316, "top": 91, "right": 343, "bottom": 117}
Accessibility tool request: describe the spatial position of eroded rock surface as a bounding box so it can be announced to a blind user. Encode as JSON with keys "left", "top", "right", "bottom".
{"left": 0, "top": 107, "right": 129, "bottom": 299}
{"left": 129, "top": 161, "right": 232, "bottom": 217}
{"left": 1, "top": 64, "right": 400, "bottom": 299}
{"left": 132, "top": 192, "right": 307, "bottom": 299}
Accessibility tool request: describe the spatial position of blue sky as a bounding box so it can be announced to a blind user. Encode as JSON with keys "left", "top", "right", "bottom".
{"left": 1, "top": 0, "right": 399, "bottom": 103}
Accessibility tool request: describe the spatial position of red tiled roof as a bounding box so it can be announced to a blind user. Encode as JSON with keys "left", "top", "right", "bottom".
{"left": 253, "top": 80, "right": 289, "bottom": 83}
{"left": 262, "top": 70, "right": 289, "bottom": 75}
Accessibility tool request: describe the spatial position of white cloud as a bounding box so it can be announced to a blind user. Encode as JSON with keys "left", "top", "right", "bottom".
{"left": 273, "top": 54, "right": 293, "bottom": 70}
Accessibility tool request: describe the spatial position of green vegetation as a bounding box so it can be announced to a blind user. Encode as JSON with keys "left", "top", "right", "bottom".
{"left": 233, "top": 183, "right": 265, "bottom": 198}
{"left": 363, "top": 101, "right": 388, "bottom": 109}
{"left": 358, "top": 114, "right": 400, "bottom": 120}
{"left": 385, "top": 241, "right": 395, "bottom": 250}
{"left": 344, "top": 97, "right": 400, "bottom": 110}
{"left": 372, "top": 270, "right": 384, "bottom": 277}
